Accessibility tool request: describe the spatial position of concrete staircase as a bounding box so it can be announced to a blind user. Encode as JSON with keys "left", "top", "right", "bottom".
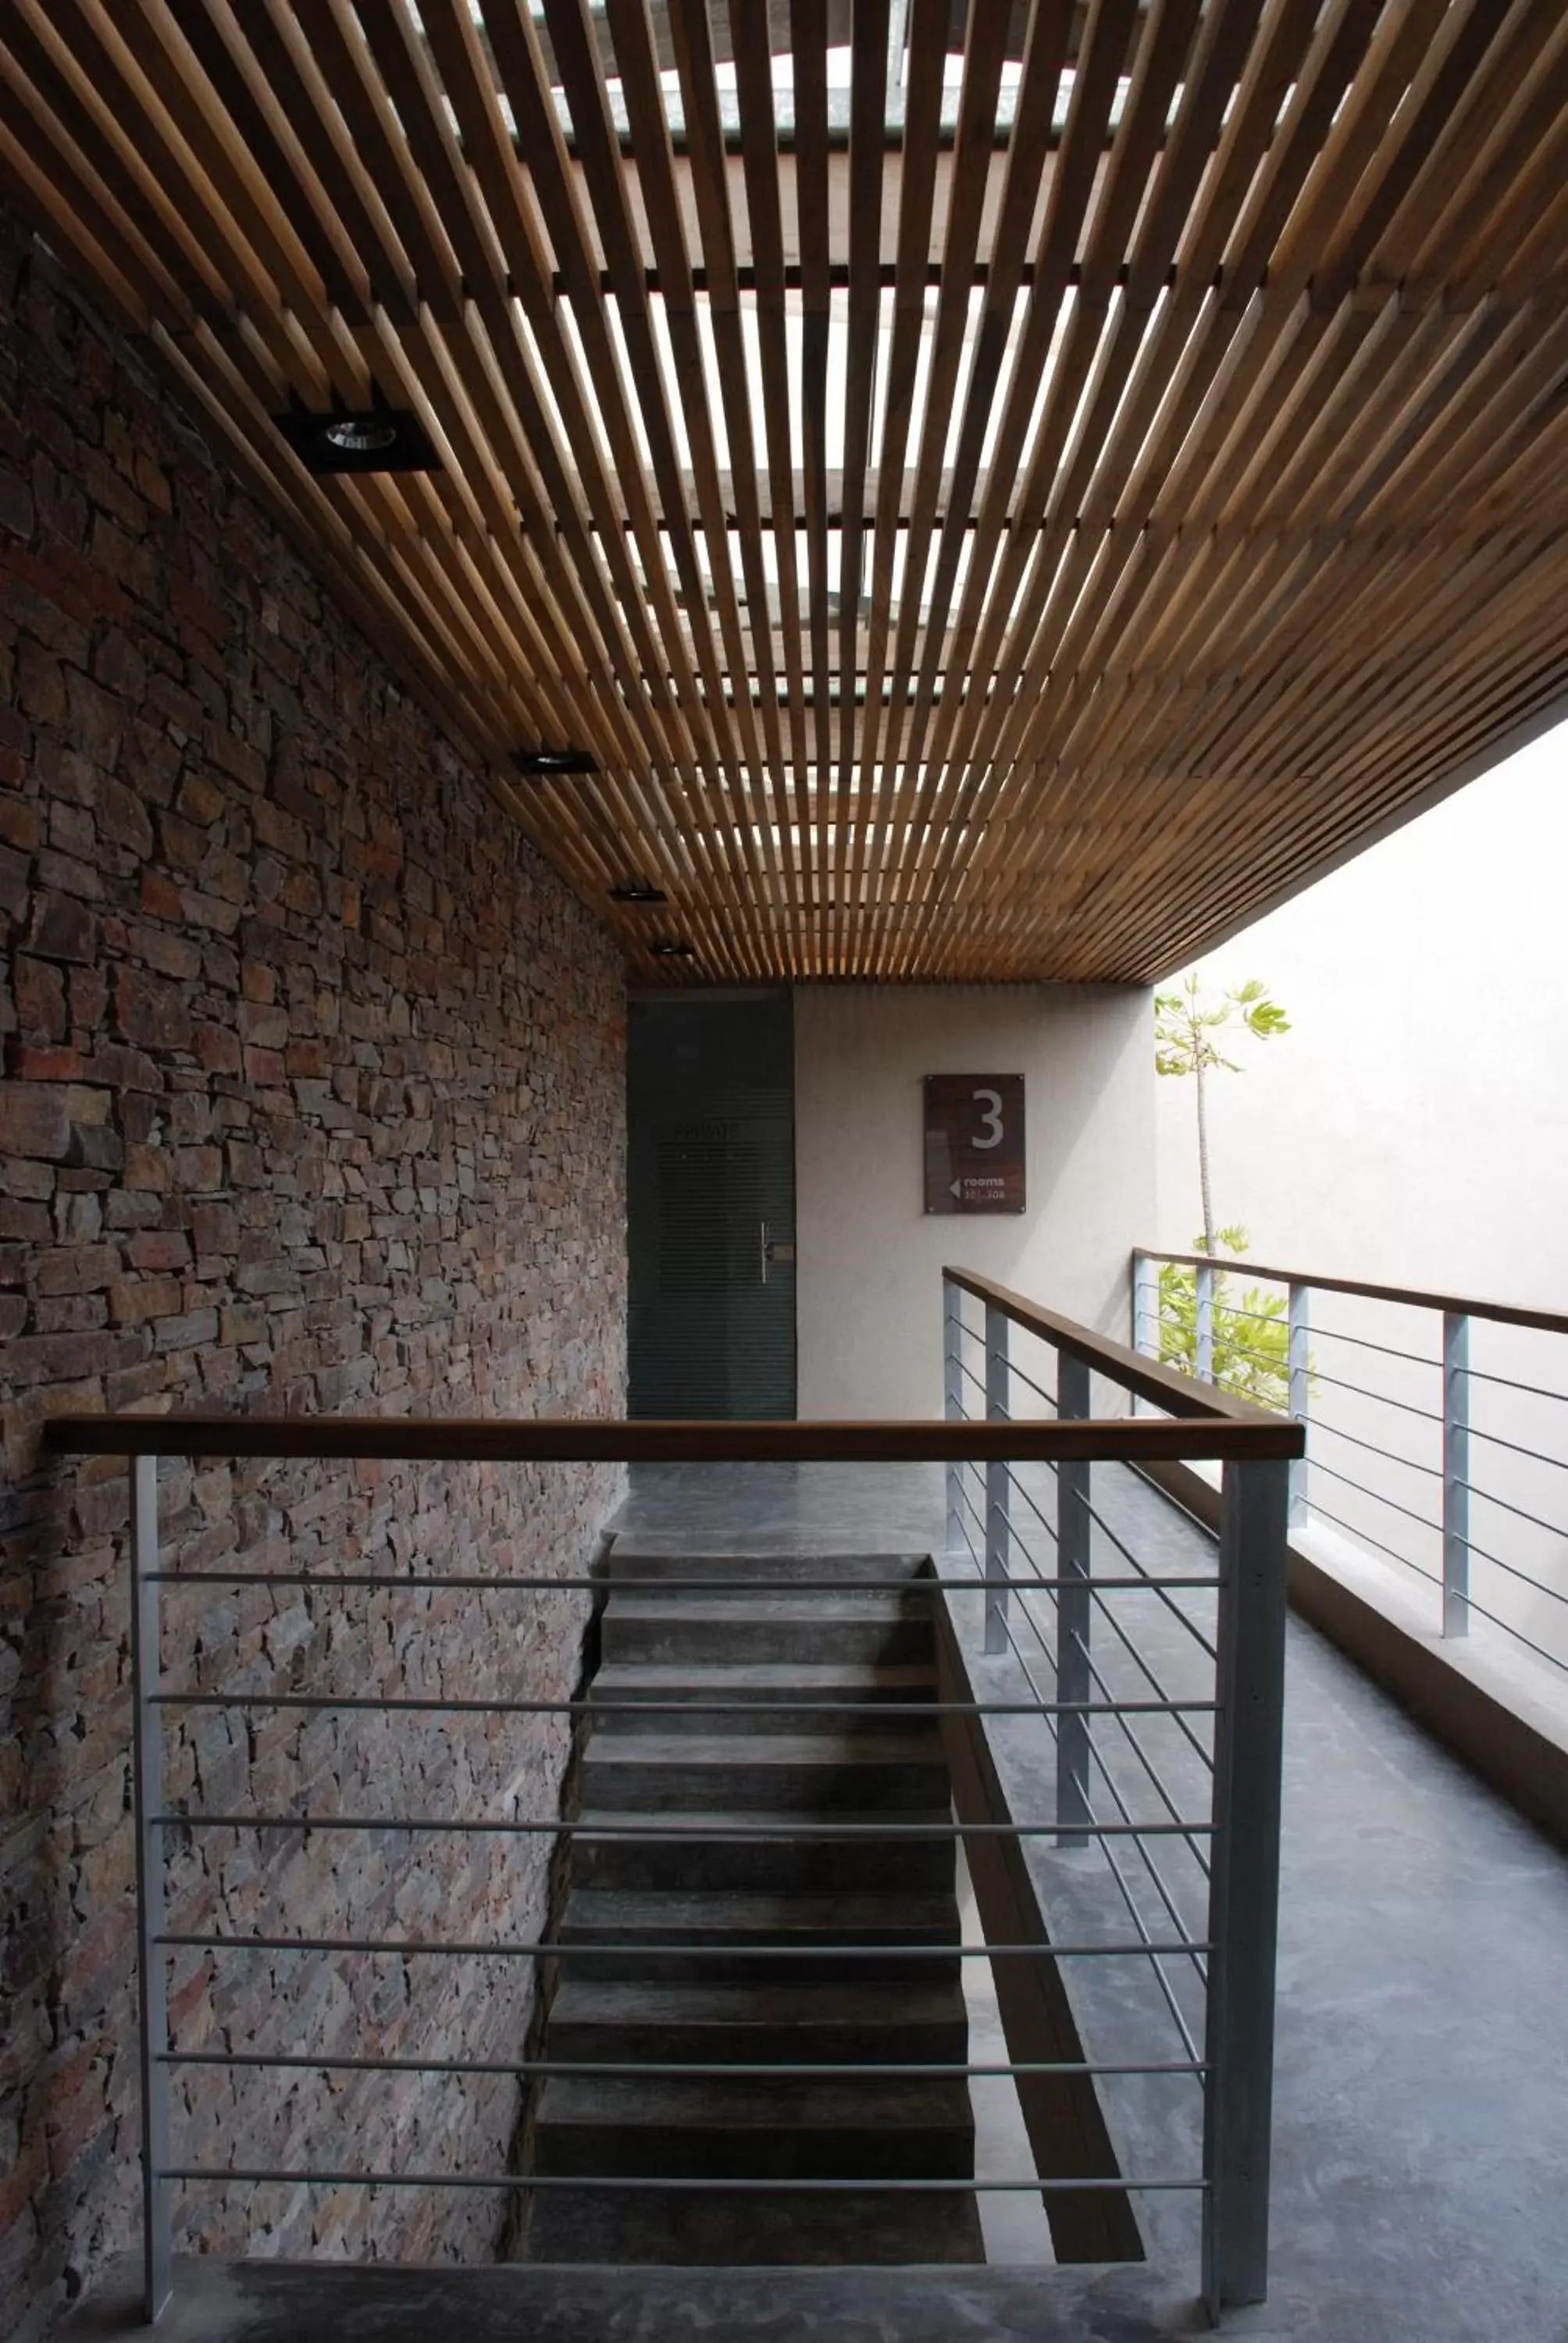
{"left": 526, "top": 1550, "right": 984, "bottom": 2264}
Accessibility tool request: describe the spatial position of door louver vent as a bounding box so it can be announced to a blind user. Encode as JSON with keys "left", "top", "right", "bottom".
{"left": 658, "top": 1139, "right": 764, "bottom": 1296}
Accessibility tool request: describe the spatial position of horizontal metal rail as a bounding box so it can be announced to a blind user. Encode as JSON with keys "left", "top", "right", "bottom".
{"left": 144, "top": 1567, "right": 1224, "bottom": 1593}
{"left": 154, "top": 1815, "right": 1216, "bottom": 1839}
{"left": 1466, "top": 1418, "right": 1568, "bottom": 1469}
{"left": 149, "top": 1692, "right": 1223, "bottom": 1717}
{"left": 1306, "top": 1457, "right": 1441, "bottom": 1535}
{"left": 1309, "top": 1369, "right": 1441, "bottom": 1421}
{"left": 1003, "top": 1356, "right": 1061, "bottom": 1410}
{"left": 1077, "top": 1496, "right": 1219, "bottom": 1661}
{"left": 1192, "top": 1302, "right": 1287, "bottom": 1332}
{"left": 1455, "top": 1527, "right": 1568, "bottom": 1605}
{"left": 1154, "top": 1328, "right": 1282, "bottom": 1379}
{"left": 1305, "top": 1500, "right": 1443, "bottom": 1585}
{"left": 1449, "top": 1588, "right": 1568, "bottom": 1673}
{"left": 162, "top": 2166, "right": 1206, "bottom": 2195}
{"left": 1462, "top": 1363, "right": 1568, "bottom": 1403}
{"left": 1311, "top": 1416, "right": 1440, "bottom": 1476}
{"left": 160, "top": 2052, "right": 1208, "bottom": 2079}
{"left": 158, "top": 1931, "right": 1210, "bottom": 1958}
{"left": 1308, "top": 1323, "right": 1439, "bottom": 1368}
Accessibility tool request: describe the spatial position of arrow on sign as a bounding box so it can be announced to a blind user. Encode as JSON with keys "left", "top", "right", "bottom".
{"left": 950, "top": 1179, "right": 962, "bottom": 1198}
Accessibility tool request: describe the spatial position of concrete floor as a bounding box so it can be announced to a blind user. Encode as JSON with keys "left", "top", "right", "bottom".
{"left": 68, "top": 1462, "right": 1568, "bottom": 2342}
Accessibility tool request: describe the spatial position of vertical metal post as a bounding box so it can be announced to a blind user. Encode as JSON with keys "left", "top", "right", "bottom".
{"left": 1130, "top": 1251, "right": 1153, "bottom": 1417}
{"left": 1196, "top": 1259, "right": 1215, "bottom": 1384}
{"left": 1055, "top": 1351, "right": 1091, "bottom": 1844}
{"left": 1442, "top": 1311, "right": 1470, "bottom": 1639}
{"left": 1131, "top": 1250, "right": 1153, "bottom": 1360}
{"left": 984, "top": 1302, "right": 1010, "bottom": 1655}
{"left": 1203, "top": 1454, "right": 1290, "bottom": 2316}
{"left": 130, "top": 1453, "right": 172, "bottom": 2323}
{"left": 943, "top": 1278, "right": 963, "bottom": 1555}
{"left": 1288, "top": 1282, "right": 1310, "bottom": 1528}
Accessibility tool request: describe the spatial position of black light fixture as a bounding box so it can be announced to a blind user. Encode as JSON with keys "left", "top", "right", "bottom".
{"left": 610, "top": 883, "right": 668, "bottom": 904}
{"left": 276, "top": 406, "right": 439, "bottom": 473}
{"left": 512, "top": 747, "right": 600, "bottom": 777}
{"left": 650, "top": 939, "right": 694, "bottom": 958}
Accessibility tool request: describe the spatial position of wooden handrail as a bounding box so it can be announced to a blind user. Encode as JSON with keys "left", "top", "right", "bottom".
{"left": 943, "top": 1267, "right": 1284, "bottom": 1428}
{"left": 1134, "top": 1249, "right": 1568, "bottom": 1340}
{"left": 38, "top": 1412, "right": 1302, "bottom": 1463}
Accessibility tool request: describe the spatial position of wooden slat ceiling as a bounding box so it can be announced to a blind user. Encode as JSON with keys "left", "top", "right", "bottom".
{"left": 3, "top": 1, "right": 1568, "bottom": 984}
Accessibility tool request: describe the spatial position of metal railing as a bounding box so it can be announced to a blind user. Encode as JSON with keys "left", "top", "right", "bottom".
{"left": 940, "top": 1270, "right": 1297, "bottom": 2312}
{"left": 1132, "top": 1247, "right": 1568, "bottom": 1677}
{"left": 45, "top": 1297, "right": 1299, "bottom": 2328}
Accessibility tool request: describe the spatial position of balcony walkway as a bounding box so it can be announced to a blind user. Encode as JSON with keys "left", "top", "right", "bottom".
{"left": 69, "top": 1462, "right": 1568, "bottom": 2343}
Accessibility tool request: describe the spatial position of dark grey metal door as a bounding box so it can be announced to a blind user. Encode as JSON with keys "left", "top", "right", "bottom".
{"left": 628, "top": 993, "right": 796, "bottom": 1419}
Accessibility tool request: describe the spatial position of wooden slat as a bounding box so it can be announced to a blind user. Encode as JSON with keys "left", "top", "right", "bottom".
{"left": 870, "top": 0, "right": 1016, "bottom": 971}
{"left": 39, "top": 1410, "right": 1303, "bottom": 1464}
{"left": 730, "top": 0, "right": 810, "bottom": 968}
{"left": 943, "top": 1266, "right": 1285, "bottom": 1425}
{"left": 2, "top": 0, "right": 1567, "bottom": 982}
{"left": 791, "top": 0, "right": 832, "bottom": 958}
{"left": 851, "top": 0, "right": 950, "bottom": 958}
{"left": 1140, "top": 1250, "right": 1568, "bottom": 1340}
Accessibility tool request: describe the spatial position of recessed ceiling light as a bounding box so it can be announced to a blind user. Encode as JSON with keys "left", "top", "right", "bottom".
{"left": 275, "top": 408, "right": 438, "bottom": 473}
{"left": 650, "top": 940, "right": 694, "bottom": 958}
{"left": 512, "top": 747, "right": 599, "bottom": 776}
{"left": 610, "top": 883, "right": 668, "bottom": 904}
{"left": 325, "top": 417, "right": 399, "bottom": 453}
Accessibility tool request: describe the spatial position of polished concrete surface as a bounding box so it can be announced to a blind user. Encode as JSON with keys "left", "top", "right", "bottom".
{"left": 66, "top": 1464, "right": 1568, "bottom": 2341}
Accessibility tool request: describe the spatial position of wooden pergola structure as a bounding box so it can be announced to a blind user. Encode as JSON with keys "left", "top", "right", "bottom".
{"left": 2, "top": 0, "right": 1566, "bottom": 982}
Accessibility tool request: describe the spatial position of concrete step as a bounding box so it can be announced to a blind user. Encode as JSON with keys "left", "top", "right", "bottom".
{"left": 545, "top": 1977, "right": 971, "bottom": 2067}
{"left": 604, "top": 1548, "right": 931, "bottom": 1587}
{"left": 525, "top": 1546, "right": 981, "bottom": 2271}
{"left": 579, "top": 1729, "right": 950, "bottom": 1813}
{"left": 569, "top": 1806, "right": 957, "bottom": 1895}
{"left": 526, "top": 2182, "right": 987, "bottom": 2266}
{"left": 533, "top": 2074, "right": 975, "bottom": 2179}
{"left": 587, "top": 1659, "right": 940, "bottom": 1737}
{"left": 600, "top": 1593, "right": 935, "bottom": 1668}
{"left": 558, "top": 1886, "right": 963, "bottom": 1984}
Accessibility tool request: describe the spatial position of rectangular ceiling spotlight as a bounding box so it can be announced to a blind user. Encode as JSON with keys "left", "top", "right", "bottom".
{"left": 275, "top": 408, "right": 439, "bottom": 473}
{"left": 513, "top": 747, "right": 599, "bottom": 776}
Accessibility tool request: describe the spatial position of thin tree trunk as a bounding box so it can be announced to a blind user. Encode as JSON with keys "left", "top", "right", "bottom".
{"left": 1196, "top": 1057, "right": 1215, "bottom": 1255}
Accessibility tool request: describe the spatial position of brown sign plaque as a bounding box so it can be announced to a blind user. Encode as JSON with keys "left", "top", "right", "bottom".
{"left": 923, "top": 1075, "right": 1026, "bottom": 1214}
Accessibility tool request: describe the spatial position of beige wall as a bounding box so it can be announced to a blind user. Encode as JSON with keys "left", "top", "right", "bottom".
{"left": 1153, "top": 723, "right": 1568, "bottom": 1670}
{"left": 1155, "top": 726, "right": 1568, "bottom": 1301}
{"left": 793, "top": 985, "right": 1154, "bottom": 1417}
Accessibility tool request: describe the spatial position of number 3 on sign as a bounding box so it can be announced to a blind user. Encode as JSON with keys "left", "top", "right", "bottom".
{"left": 971, "top": 1088, "right": 1004, "bottom": 1150}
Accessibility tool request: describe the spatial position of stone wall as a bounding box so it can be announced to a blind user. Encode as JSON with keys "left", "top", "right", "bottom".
{"left": 0, "top": 201, "right": 627, "bottom": 2335}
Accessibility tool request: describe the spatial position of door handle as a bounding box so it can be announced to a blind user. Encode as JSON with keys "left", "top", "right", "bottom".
{"left": 759, "top": 1221, "right": 796, "bottom": 1283}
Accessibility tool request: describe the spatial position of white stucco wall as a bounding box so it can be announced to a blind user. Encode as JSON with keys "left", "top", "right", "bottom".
{"left": 1152, "top": 722, "right": 1568, "bottom": 1667}
{"left": 793, "top": 984, "right": 1154, "bottom": 1417}
{"left": 1154, "top": 726, "right": 1568, "bottom": 1302}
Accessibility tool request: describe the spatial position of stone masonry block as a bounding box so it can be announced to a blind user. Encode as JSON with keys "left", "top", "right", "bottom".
{"left": 0, "top": 192, "right": 625, "bottom": 2338}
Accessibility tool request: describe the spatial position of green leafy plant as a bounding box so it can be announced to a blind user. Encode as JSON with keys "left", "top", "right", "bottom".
{"left": 1155, "top": 1225, "right": 1292, "bottom": 1410}
{"left": 1155, "top": 973, "right": 1290, "bottom": 1257}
